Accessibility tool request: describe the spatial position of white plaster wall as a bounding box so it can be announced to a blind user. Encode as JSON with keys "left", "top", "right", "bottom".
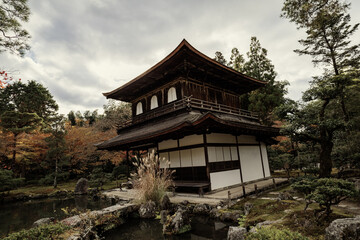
{"left": 237, "top": 135, "right": 258, "bottom": 144}
{"left": 208, "top": 147, "right": 217, "bottom": 163}
{"left": 159, "top": 152, "right": 169, "bottom": 168}
{"left": 158, "top": 139, "right": 178, "bottom": 150}
{"left": 231, "top": 146, "right": 239, "bottom": 160}
{"left": 210, "top": 169, "right": 241, "bottom": 190}
{"left": 207, "top": 133, "right": 237, "bottom": 144}
{"left": 260, "top": 142, "right": 271, "bottom": 177}
{"left": 180, "top": 149, "right": 192, "bottom": 167}
{"left": 179, "top": 134, "right": 203, "bottom": 147}
{"left": 191, "top": 148, "right": 206, "bottom": 166}
{"left": 239, "top": 146, "right": 264, "bottom": 182}
{"left": 169, "top": 151, "right": 180, "bottom": 168}
{"left": 215, "top": 147, "right": 224, "bottom": 162}
{"left": 223, "top": 146, "right": 231, "bottom": 161}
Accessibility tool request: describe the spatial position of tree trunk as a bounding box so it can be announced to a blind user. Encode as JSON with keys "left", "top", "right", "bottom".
{"left": 53, "top": 158, "right": 58, "bottom": 189}
{"left": 319, "top": 140, "right": 333, "bottom": 177}
{"left": 11, "top": 133, "right": 18, "bottom": 172}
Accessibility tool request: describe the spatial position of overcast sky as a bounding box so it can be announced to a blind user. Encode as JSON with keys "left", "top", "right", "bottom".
{"left": 1, "top": 0, "right": 360, "bottom": 115}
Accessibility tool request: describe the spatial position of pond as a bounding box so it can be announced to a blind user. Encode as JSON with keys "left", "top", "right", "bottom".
{"left": 103, "top": 215, "right": 235, "bottom": 240}
{"left": 0, "top": 195, "right": 113, "bottom": 237}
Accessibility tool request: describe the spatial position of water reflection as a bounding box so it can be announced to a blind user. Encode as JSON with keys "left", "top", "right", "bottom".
{"left": 0, "top": 195, "right": 112, "bottom": 237}
{"left": 103, "top": 216, "right": 234, "bottom": 240}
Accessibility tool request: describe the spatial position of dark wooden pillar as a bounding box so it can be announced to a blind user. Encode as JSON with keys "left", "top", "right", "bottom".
{"left": 203, "top": 134, "right": 210, "bottom": 183}
{"left": 259, "top": 142, "right": 266, "bottom": 178}
{"left": 236, "top": 136, "right": 245, "bottom": 196}
{"left": 126, "top": 150, "right": 130, "bottom": 178}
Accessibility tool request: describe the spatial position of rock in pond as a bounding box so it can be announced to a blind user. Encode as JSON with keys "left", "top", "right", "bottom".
{"left": 139, "top": 201, "right": 156, "bottom": 218}
{"left": 163, "top": 208, "right": 191, "bottom": 235}
{"left": 325, "top": 216, "right": 360, "bottom": 240}
{"left": 33, "top": 217, "right": 54, "bottom": 227}
{"left": 227, "top": 226, "right": 247, "bottom": 240}
{"left": 193, "top": 203, "right": 211, "bottom": 215}
{"left": 74, "top": 178, "right": 89, "bottom": 195}
{"left": 160, "top": 194, "right": 171, "bottom": 210}
{"left": 244, "top": 202, "right": 253, "bottom": 216}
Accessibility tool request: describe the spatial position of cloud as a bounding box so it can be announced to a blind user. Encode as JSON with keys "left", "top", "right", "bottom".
{"left": 0, "top": 0, "right": 359, "bottom": 114}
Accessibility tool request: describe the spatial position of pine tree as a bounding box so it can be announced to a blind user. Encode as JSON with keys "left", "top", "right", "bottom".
{"left": 281, "top": 0, "right": 360, "bottom": 177}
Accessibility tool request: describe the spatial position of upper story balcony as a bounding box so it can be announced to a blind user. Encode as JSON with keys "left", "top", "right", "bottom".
{"left": 117, "top": 96, "right": 259, "bottom": 130}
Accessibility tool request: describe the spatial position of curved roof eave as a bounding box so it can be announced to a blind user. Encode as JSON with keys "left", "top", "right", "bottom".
{"left": 103, "top": 39, "right": 266, "bottom": 99}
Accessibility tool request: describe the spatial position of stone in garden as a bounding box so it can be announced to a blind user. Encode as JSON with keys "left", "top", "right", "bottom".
{"left": 163, "top": 208, "right": 191, "bottom": 235}
{"left": 354, "top": 179, "right": 360, "bottom": 192}
{"left": 193, "top": 203, "right": 210, "bottom": 215}
{"left": 220, "top": 210, "right": 243, "bottom": 222}
{"left": 139, "top": 201, "right": 156, "bottom": 218}
{"left": 160, "top": 194, "right": 171, "bottom": 210}
{"left": 74, "top": 178, "right": 89, "bottom": 195}
{"left": 121, "top": 181, "right": 133, "bottom": 189}
{"left": 227, "top": 226, "right": 247, "bottom": 240}
{"left": 160, "top": 210, "right": 168, "bottom": 224}
{"left": 325, "top": 216, "right": 360, "bottom": 240}
{"left": 244, "top": 202, "right": 253, "bottom": 216}
{"left": 33, "top": 217, "right": 54, "bottom": 227}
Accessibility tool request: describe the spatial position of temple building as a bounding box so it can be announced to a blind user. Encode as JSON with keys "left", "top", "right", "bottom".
{"left": 96, "top": 39, "right": 279, "bottom": 192}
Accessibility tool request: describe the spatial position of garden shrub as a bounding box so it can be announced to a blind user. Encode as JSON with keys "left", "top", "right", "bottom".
{"left": 0, "top": 169, "right": 24, "bottom": 193}
{"left": 3, "top": 223, "right": 70, "bottom": 240}
{"left": 246, "top": 227, "right": 308, "bottom": 240}
{"left": 292, "top": 177, "right": 357, "bottom": 217}
{"left": 132, "top": 150, "right": 174, "bottom": 205}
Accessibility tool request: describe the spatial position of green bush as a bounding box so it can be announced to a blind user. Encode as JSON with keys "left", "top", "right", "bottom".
{"left": 292, "top": 177, "right": 357, "bottom": 216}
{"left": 89, "top": 167, "right": 112, "bottom": 189}
{"left": 3, "top": 223, "right": 70, "bottom": 240}
{"left": 38, "top": 172, "right": 70, "bottom": 186}
{"left": 0, "top": 169, "right": 24, "bottom": 192}
{"left": 246, "top": 227, "right": 308, "bottom": 240}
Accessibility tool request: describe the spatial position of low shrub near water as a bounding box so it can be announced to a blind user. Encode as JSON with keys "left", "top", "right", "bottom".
{"left": 132, "top": 150, "right": 174, "bottom": 205}
{"left": 3, "top": 223, "right": 70, "bottom": 240}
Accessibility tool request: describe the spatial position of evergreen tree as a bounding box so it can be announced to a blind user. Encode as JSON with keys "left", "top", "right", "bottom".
{"left": 244, "top": 37, "right": 288, "bottom": 126}
{"left": 214, "top": 51, "right": 227, "bottom": 65}
{"left": 281, "top": 0, "right": 360, "bottom": 177}
{"left": 0, "top": 111, "right": 41, "bottom": 176}
{"left": 0, "top": 0, "right": 31, "bottom": 56}
{"left": 42, "top": 115, "right": 70, "bottom": 188}
{"left": 67, "top": 111, "right": 76, "bottom": 126}
{"left": 214, "top": 37, "right": 288, "bottom": 125}
{"left": 0, "top": 80, "right": 58, "bottom": 176}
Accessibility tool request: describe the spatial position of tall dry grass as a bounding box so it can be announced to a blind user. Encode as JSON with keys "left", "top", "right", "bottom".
{"left": 131, "top": 150, "right": 174, "bottom": 205}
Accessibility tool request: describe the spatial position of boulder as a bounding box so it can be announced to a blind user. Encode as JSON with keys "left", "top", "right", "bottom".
{"left": 220, "top": 210, "right": 243, "bottom": 222}
{"left": 193, "top": 203, "right": 210, "bottom": 215}
{"left": 121, "top": 181, "right": 133, "bottom": 189}
{"left": 244, "top": 202, "right": 253, "bottom": 216}
{"left": 139, "top": 201, "right": 156, "bottom": 218}
{"left": 160, "top": 194, "right": 171, "bottom": 210}
{"left": 354, "top": 179, "right": 360, "bottom": 192}
{"left": 33, "top": 217, "right": 54, "bottom": 227}
{"left": 227, "top": 226, "right": 247, "bottom": 240}
{"left": 160, "top": 210, "right": 169, "bottom": 224}
{"left": 163, "top": 208, "right": 191, "bottom": 235}
{"left": 74, "top": 178, "right": 89, "bottom": 195}
{"left": 325, "top": 216, "right": 360, "bottom": 240}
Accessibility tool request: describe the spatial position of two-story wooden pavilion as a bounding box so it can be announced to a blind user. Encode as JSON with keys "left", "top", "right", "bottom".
{"left": 96, "top": 39, "right": 279, "bottom": 192}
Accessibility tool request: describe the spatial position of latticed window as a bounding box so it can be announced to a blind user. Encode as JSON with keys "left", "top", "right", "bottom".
{"left": 150, "top": 95, "right": 158, "bottom": 109}
{"left": 167, "top": 87, "right": 177, "bottom": 103}
{"left": 136, "top": 102, "right": 143, "bottom": 115}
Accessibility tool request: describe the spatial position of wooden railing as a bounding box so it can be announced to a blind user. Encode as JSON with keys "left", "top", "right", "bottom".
{"left": 117, "top": 96, "right": 258, "bottom": 130}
